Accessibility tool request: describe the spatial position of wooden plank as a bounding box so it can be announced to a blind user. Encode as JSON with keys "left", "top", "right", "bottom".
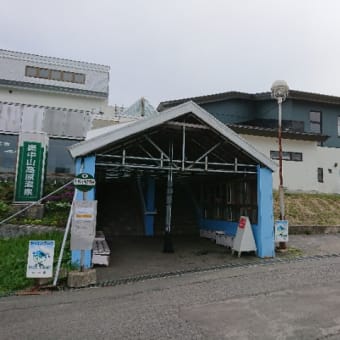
{"left": 93, "top": 239, "right": 111, "bottom": 255}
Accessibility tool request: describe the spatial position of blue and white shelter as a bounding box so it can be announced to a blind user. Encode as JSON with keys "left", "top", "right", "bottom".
{"left": 69, "top": 101, "right": 277, "bottom": 265}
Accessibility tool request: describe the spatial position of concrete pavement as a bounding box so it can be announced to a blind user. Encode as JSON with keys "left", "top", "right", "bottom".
{"left": 1, "top": 252, "right": 340, "bottom": 339}
{"left": 288, "top": 233, "right": 340, "bottom": 256}
{"left": 95, "top": 233, "right": 340, "bottom": 282}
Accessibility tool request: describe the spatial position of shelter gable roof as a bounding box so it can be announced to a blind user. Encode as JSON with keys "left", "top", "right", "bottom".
{"left": 69, "top": 101, "right": 276, "bottom": 171}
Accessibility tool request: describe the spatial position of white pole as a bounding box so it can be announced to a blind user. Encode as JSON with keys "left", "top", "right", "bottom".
{"left": 52, "top": 190, "right": 77, "bottom": 286}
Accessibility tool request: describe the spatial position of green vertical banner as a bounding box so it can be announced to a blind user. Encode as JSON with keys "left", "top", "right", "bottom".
{"left": 15, "top": 140, "right": 46, "bottom": 202}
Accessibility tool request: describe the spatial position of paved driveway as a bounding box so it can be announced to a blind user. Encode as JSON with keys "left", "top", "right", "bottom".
{"left": 95, "top": 233, "right": 340, "bottom": 282}
{"left": 2, "top": 254, "right": 340, "bottom": 339}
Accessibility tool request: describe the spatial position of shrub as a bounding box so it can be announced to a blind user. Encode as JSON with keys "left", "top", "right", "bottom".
{"left": 0, "top": 201, "right": 9, "bottom": 215}
{"left": 0, "top": 181, "right": 14, "bottom": 202}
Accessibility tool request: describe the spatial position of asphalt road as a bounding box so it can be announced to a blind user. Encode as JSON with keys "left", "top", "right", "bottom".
{"left": 1, "top": 256, "right": 340, "bottom": 340}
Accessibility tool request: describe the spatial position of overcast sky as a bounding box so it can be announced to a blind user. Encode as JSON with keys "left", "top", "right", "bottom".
{"left": 1, "top": 0, "right": 340, "bottom": 107}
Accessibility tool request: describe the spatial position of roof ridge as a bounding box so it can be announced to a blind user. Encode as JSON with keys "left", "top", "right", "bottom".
{"left": 159, "top": 89, "right": 340, "bottom": 109}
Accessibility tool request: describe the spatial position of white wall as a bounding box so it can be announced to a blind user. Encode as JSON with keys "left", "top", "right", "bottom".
{"left": 0, "top": 102, "right": 93, "bottom": 139}
{"left": 315, "top": 146, "right": 340, "bottom": 193}
{"left": 0, "top": 49, "right": 109, "bottom": 95}
{"left": 241, "top": 134, "right": 340, "bottom": 193}
{"left": 0, "top": 50, "right": 127, "bottom": 122}
{"left": 0, "top": 87, "right": 107, "bottom": 112}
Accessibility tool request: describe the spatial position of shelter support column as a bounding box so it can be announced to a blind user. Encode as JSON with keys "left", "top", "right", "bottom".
{"left": 144, "top": 176, "right": 155, "bottom": 236}
{"left": 71, "top": 155, "right": 96, "bottom": 268}
{"left": 254, "top": 166, "right": 275, "bottom": 258}
{"left": 163, "top": 170, "right": 174, "bottom": 253}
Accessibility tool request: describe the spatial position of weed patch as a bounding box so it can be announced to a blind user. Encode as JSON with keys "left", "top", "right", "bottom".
{"left": 274, "top": 192, "right": 340, "bottom": 226}
{"left": 0, "top": 231, "right": 70, "bottom": 294}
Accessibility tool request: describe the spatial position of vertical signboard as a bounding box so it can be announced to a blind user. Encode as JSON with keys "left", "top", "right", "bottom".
{"left": 275, "top": 220, "right": 289, "bottom": 242}
{"left": 27, "top": 240, "right": 55, "bottom": 278}
{"left": 70, "top": 200, "right": 97, "bottom": 250}
{"left": 14, "top": 133, "right": 48, "bottom": 202}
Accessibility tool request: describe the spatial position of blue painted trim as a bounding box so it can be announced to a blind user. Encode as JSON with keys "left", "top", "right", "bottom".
{"left": 71, "top": 155, "right": 96, "bottom": 269}
{"left": 255, "top": 166, "right": 275, "bottom": 258}
{"left": 144, "top": 176, "right": 155, "bottom": 236}
{"left": 199, "top": 218, "right": 239, "bottom": 236}
{"left": 71, "top": 250, "right": 92, "bottom": 269}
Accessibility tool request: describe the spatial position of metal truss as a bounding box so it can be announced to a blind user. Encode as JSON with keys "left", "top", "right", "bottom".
{"left": 96, "top": 122, "right": 258, "bottom": 179}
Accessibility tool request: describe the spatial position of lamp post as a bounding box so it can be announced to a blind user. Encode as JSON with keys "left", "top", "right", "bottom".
{"left": 271, "top": 80, "right": 289, "bottom": 250}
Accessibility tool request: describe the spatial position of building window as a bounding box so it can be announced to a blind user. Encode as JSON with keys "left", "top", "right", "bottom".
{"left": 39, "top": 68, "right": 49, "bottom": 79}
{"left": 0, "top": 134, "right": 18, "bottom": 173}
{"left": 74, "top": 73, "right": 85, "bottom": 84}
{"left": 25, "top": 66, "right": 86, "bottom": 84}
{"left": 270, "top": 151, "right": 303, "bottom": 162}
{"left": 63, "top": 71, "right": 73, "bottom": 82}
{"left": 46, "top": 138, "right": 78, "bottom": 175}
{"left": 317, "top": 167, "right": 324, "bottom": 183}
{"left": 25, "top": 66, "right": 37, "bottom": 77}
{"left": 291, "top": 152, "right": 303, "bottom": 161}
{"left": 310, "top": 111, "right": 322, "bottom": 134}
{"left": 50, "top": 69, "right": 62, "bottom": 81}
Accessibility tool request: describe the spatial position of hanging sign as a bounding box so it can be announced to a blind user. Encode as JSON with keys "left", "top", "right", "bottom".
{"left": 232, "top": 216, "right": 257, "bottom": 256}
{"left": 73, "top": 173, "right": 96, "bottom": 192}
{"left": 26, "top": 240, "right": 55, "bottom": 278}
{"left": 275, "top": 220, "right": 289, "bottom": 242}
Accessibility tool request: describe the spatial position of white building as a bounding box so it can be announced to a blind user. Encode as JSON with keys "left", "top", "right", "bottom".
{"left": 1, "top": 48, "right": 340, "bottom": 194}
{"left": 0, "top": 49, "right": 124, "bottom": 122}
{"left": 0, "top": 49, "right": 124, "bottom": 185}
{"left": 242, "top": 134, "right": 340, "bottom": 194}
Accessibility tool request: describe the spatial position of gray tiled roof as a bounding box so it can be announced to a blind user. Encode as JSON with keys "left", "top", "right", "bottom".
{"left": 228, "top": 124, "right": 329, "bottom": 142}
{"left": 158, "top": 90, "right": 340, "bottom": 111}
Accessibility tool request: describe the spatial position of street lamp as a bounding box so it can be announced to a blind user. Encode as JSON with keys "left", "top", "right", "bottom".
{"left": 271, "top": 80, "right": 289, "bottom": 250}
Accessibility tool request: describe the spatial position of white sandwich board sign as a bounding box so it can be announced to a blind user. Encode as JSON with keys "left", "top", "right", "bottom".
{"left": 232, "top": 216, "right": 257, "bottom": 257}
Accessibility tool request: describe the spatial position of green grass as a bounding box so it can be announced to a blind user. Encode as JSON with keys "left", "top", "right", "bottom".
{"left": 0, "top": 231, "right": 70, "bottom": 294}
{"left": 274, "top": 191, "right": 340, "bottom": 226}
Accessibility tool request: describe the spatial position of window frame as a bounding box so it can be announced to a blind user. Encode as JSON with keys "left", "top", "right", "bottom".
{"left": 25, "top": 66, "right": 86, "bottom": 84}
{"left": 25, "top": 66, "right": 38, "bottom": 78}
{"left": 38, "top": 68, "right": 50, "bottom": 79}
{"left": 317, "top": 167, "right": 324, "bottom": 183}
{"left": 50, "top": 69, "right": 62, "bottom": 81}
{"left": 0, "top": 134, "right": 18, "bottom": 174}
{"left": 46, "top": 138, "right": 78, "bottom": 175}
{"left": 62, "top": 71, "right": 74, "bottom": 83}
{"left": 270, "top": 150, "right": 303, "bottom": 162}
{"left": 310, "top": 110, "right": 322, "bottom": 134}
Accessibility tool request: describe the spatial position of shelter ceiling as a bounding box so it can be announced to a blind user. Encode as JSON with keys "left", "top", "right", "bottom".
{"left": 95, "top": 113, "right": 260, "bottom": 180}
